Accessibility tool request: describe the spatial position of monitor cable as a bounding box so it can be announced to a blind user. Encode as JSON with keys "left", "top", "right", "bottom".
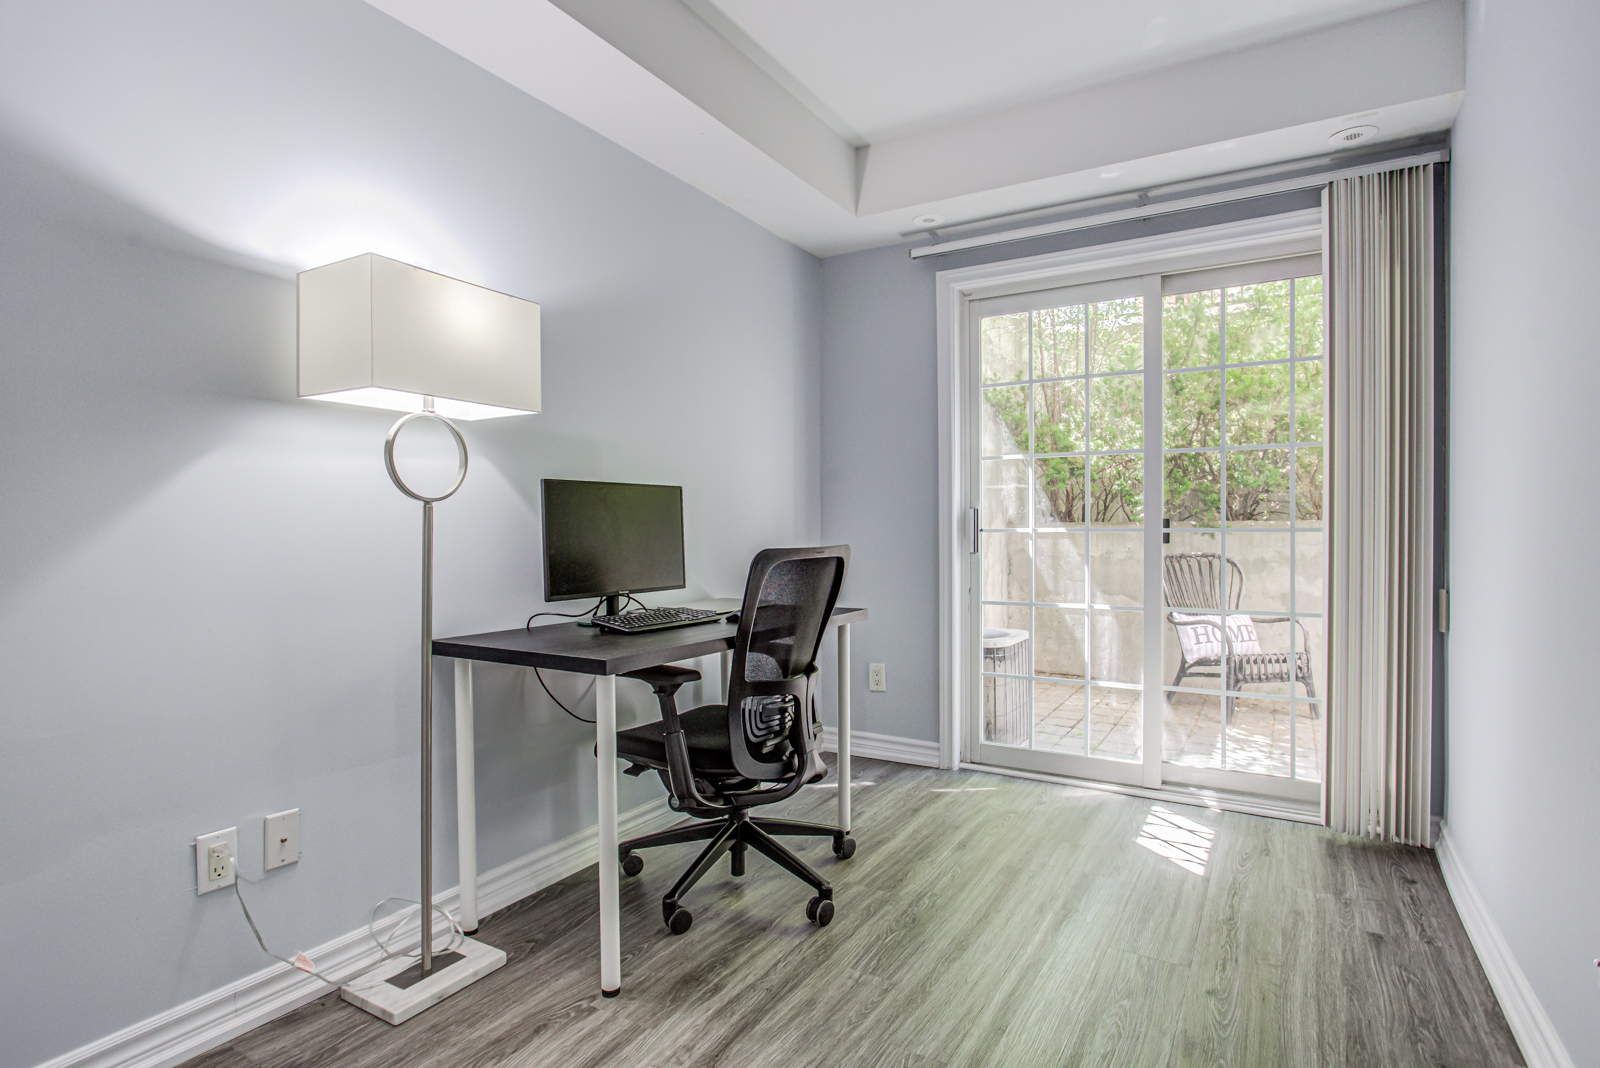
{"left": 525, "top": 598, "right": 605, "bottom": 630}
{"left": 521, "top": 594, "right": 663, "bottom": 724}
{"left": 534, "top": 666, "right": 595, "bottom": 725}
{"left": 524, "top": 598, "right": 607, "bottom": 724}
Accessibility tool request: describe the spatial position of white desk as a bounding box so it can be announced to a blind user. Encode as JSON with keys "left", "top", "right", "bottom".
{"left": 436, "top": 607, "right": 864, "bottom": 996}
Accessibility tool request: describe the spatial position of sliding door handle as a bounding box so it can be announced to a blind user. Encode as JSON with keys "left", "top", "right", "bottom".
{"left": 969, "top": 507, "right": 980, "bottom": 554}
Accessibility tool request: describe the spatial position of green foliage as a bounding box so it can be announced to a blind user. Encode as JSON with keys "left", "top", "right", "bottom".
{"left": 1034, "top": 305, "right": 1083, "bottom": 378}
{"left": 1091, "top": 455, "right": 1141, "bottom": 524}
{"left": 980, "top": 313, "right": 1029, "bottom": 383}
{"left": 1296, "top": 449, "right": 1324, "bottom": 521}
{"left": 1163, "top": 279, "right": 1324, "bottom": 524}
{"left": 1089, "top": 298, "right": 1142, "bottom": 373}
{"left": 1163, "top": 290, "right": 1221, "bottom": 369}
{"left": 1036, "top": 456, "right": 1084, "bottom": 522}
{"left": 982, "top": 385, "right": 1030, "bottom": 453}
{"left": 979, "top": 277, "right": 1325, "bottom": 529}
{"left": 1033, "top": 380, "right": 1082, "bottom": 452}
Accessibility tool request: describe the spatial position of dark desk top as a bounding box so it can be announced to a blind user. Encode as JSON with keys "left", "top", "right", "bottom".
{"left": 434, "top": 606, "right": 867, "bottom": 677}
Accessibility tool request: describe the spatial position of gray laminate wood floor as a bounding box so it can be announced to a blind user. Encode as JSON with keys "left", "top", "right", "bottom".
{"left": 183, "top": 759, "right": 1522, "bottom": 1068}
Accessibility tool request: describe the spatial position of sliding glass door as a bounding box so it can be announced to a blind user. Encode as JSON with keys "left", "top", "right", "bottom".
{"left": 967, "top": 261, "right": 1325, "bottom": 804}
{"left": 972, "top": 279, "right": 1152, "bottom": 786}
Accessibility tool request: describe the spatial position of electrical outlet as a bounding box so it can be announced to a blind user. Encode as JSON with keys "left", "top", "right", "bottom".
{"left": 195, "top": 827, "right": 238, "bottom": 895}
{"left": 868, "top": 663, "right": 887, "bottom": 692}
{"left": 209, "top": 844, "right": 231, "bottom": 880}
{"left": 265, "top": 809, "right": 300, "bottom": 870}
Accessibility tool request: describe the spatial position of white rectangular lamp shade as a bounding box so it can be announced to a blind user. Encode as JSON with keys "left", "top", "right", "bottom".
{"left": 298, "top": 253, "right": 540, "bottom": 420}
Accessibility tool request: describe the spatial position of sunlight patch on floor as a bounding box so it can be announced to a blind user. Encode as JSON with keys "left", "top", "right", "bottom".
{"left": 1135, "top": 805, "right": 1215, "bottom": 875}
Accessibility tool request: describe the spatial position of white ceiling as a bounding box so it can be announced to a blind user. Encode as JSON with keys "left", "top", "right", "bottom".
{"left": 367, "top": 0, "right": 1464, "bottom": 256}
{"left": 693, "top": 0, "right": 1426, "bottom": 143}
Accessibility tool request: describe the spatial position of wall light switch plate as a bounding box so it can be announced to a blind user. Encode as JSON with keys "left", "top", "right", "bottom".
{"left": 264, "top": 809, "right": 300, "bottom": 871}
{"left": 868, "top": 663, "right": 887, "bottom": 692}
{"left": 195, "top": 827, "right": 237, "bottom": 895}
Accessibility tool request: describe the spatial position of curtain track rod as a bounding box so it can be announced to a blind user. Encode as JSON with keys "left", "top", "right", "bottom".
{"left": 908, "top": 147, "right": 1449, "bottom": 260}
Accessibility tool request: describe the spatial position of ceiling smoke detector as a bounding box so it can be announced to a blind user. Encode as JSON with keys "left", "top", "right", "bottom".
{"left": 1329, "top": 125, "right": 1379, "bottom": 147}
{"left": 911, "top": 213, "right": 946, "bottom": 228}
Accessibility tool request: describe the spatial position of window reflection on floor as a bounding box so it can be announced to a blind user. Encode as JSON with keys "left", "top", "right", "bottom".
{"left": 1135, "top": 805, "right": 1215, "bottom": 876}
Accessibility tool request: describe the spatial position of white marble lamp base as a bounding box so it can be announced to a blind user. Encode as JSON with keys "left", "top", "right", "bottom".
{"left": 340, "top": 937, "right": 507, "bottom": 1025}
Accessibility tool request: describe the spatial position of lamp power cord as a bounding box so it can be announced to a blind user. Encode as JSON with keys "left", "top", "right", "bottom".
{"left": 226, "top": 852, "right": 465, "bottom": 987}
{"left": 226, "top": 593, "right": 674, "bottom": 981}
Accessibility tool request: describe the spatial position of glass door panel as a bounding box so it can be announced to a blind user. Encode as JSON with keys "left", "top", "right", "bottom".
{"left": 1159, "top": 275, "right": 1324, "bottom": 802}
{"left": 970, "top": 263, "right": 1326, "bottom": 805}
{"left": 976, "top": 285, "right": 1147, "bottom": 786}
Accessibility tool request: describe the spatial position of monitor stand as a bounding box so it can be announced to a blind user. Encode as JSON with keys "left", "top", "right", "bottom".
{"left": 605, "top": 594, "right": 627, "bottom": 616}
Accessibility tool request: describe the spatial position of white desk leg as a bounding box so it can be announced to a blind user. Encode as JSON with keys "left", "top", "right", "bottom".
{"left": 837, "top": 623, "right": 851, "bottom": 834}
{"left": 453, "top": 660, "right": 479, "bottom": 934}
{"left": 595, "top": 674, "right": 620, "bottom": 996}
{"left": 720, "top": 650, "right": 732, "bottom": 705}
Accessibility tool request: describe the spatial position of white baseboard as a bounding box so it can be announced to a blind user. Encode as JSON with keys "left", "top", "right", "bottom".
{"left": 1435, "top": 824, "right": 1576, "bottom": 1068}
{"left": 33, "top": 796, "right": 680, "bottom": 1068}
{"left": 820, "top": 726, "right": 941, "bottom": 767}
{"left": 470, "top": 793, "right": 679, "bottom": 920}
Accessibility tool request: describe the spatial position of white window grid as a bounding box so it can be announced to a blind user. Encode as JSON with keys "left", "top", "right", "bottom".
{"left": 978, "top": 275, "right": 1326, "bottom": 779}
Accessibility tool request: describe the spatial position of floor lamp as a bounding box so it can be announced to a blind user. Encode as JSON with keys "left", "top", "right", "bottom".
{"left": 296, "top": 253, "right": 541, "bottom": 1024}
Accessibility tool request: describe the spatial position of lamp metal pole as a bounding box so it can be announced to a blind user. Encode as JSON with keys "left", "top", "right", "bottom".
{"left": 384, "top": 402, "right": 468, "bottom": 978}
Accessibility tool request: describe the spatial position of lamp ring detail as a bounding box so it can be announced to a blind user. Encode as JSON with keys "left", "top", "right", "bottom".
{"left": 383, "top": 411, "right": 469, "bottom": 503}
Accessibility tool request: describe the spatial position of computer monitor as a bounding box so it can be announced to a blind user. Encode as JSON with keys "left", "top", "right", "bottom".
{"left": 541, "top": 479, "right": 685, "bottom": 614}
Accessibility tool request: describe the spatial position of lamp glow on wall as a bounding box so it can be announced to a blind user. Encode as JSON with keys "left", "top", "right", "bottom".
{"left": 297, "top": 253, "right": 539, "bottom": 1024}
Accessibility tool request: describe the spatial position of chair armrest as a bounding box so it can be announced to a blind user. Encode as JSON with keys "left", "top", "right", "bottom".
{"left": 625, "top": 666, "right": 729, "bottom": 813}
{"left": 659, "top": 728, "right": 729, "bottom": 813}
{"left": 621, "top": 664, "right": 702, "bottom": 689}
{"left": 1239, "top": 615, "right": 1311, "bottom": 651}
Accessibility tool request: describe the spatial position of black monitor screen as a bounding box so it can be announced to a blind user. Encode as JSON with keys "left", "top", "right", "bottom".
{"left": 541, "top": 479, "right": 685, "bottom": 601}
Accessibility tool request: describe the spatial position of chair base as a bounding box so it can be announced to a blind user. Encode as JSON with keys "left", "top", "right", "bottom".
{"left": 619, "top": 811, "right": 850, "bottom": 929}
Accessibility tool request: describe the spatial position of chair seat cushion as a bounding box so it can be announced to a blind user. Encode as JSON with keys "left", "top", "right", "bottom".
{"left": 617, "top": 704, "right": 739, "bottom": 776}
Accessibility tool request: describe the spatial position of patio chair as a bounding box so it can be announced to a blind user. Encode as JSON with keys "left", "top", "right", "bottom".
{"left": 1163, "top": 552, "right": 1317, "bottom": 724}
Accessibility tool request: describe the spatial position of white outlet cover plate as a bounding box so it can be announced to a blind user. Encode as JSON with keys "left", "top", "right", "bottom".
{"left": 265, "top": 809, "right": 300, "bottom": 870}
{"left": 195, "top": 827, "right": 238, "bottom": 895}
{"left": 869, "top": 663, "right": 887, "bottom": 691}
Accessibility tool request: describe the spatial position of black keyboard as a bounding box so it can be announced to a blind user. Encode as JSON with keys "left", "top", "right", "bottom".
{"left": 591, "top": 607, "right": 725, "bottom": 634}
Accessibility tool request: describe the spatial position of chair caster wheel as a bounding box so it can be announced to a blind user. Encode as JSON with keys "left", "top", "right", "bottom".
{"left": 621, "top": 852, "right": 644, "bottom": 877}
{"left": 806, "top": 896, "right": 834, "bottom": 927}
{"left": 667, "top": 907, "right": 693, "bottom": 935}
{"left": 832, "top": 836, "right": 856, "bottom": 859}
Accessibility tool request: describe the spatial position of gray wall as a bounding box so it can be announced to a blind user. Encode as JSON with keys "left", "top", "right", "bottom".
{"left": 0, "top": 4, "right": 819, "bottom": 1065}
{"left": 1446, "top": 0, "right": 1600, "bottom": 1061}
{"left": 817, "top": 191, "right": 1320, "bottom": 743}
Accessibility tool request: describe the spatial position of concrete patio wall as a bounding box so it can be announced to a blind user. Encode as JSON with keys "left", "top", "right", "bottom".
{"left": 981, "top": 476, "right": 1325, "bottom": 697}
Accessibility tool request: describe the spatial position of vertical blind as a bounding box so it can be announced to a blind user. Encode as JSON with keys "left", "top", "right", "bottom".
{"left": 1326, "top": 164, "right": 1437, "bottom": 845}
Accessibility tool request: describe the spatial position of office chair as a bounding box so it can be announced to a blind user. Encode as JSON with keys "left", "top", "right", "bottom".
{"left": 614, "top": 545, "right": 855, "bottom": 934}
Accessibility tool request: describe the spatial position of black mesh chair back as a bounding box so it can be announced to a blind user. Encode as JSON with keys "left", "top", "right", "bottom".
{"left": 725, "top": 545, "right": 849, "bottom": 780}
{"left": 615, "top": 544, "right": 856, "bottom": 932}
{"left": 1163, "top": 552, "right": 1244, "bottom": 611}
